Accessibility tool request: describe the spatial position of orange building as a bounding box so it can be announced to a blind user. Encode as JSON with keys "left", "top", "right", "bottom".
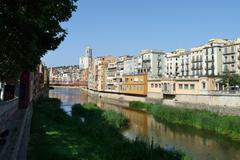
{"left": 120, "top": 74, "right": 148, "bottom": 96}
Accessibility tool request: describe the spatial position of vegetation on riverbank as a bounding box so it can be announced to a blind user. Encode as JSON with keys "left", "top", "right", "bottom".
{"left": 129, "top": 101, "right": 240, "bottom": 140}
{"left": 102, "top": 110, "right": 128, "bottom": 129}
{"left": 29, "top": 98, "right": 188, "bottom": 160}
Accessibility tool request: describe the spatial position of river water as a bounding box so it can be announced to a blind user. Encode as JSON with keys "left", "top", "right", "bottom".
{"left": 49, "top": 87, "right": 240, "bottom": 160}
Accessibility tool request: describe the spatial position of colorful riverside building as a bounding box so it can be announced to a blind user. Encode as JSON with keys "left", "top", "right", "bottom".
{"left": 78, "top": 38, "right": 240, "bottom": 98}
{"left": 119, "top": 74, "right": 148, "bottom": 96}
{"left": 88, "top": 56, "right": 116, "bottom": 91}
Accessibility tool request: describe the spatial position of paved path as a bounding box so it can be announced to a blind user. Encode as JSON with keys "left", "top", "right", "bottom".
{"left": 0, "top": 106, "right": 32, "bottom": 160}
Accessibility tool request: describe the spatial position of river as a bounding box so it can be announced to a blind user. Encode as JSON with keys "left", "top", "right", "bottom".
{"left": 49, "top": 87, "right": 240, "bottom": 160}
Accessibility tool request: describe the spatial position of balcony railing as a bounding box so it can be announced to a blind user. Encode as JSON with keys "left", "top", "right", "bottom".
{"left": 191, "top": 59, "right": 203, "bottom": 63}
{"left": 223, "top": 69, "right": 236, "bottom": 73}
{"left": 205, "top": 66, "right": 215, "bottom": 70}
{"left": 223, "top": 52, "right": 235, "bottom": 55}
{"left": 223, "top": 61, "right": 235, "bottom": 64}
{"left": 206, "top": 59, "right": 214, "bottom": 62}
{"left": 191, "top": 66, "right": 203, "bottom": 70}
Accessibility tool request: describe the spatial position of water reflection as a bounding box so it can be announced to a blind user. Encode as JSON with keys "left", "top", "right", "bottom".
{"left": 49, "top": 87, "right": 240, "bottom": 160}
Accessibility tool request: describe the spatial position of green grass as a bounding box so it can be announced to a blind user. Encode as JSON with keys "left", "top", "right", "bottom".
{"left": 102, "top": 110, "right": 128, "bottom": 129}
{"left": 29, "top": 98, "right": 187, "bottom": 160}
{"left": 129, "top": 101, "right": 240, "bottom": 140}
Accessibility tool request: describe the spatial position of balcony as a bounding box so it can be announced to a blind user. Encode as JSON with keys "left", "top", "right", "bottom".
{"left": 206, "top": 59, "right": 214, "bottom": 62}
{"left": 191, "top": 59, "right": 203, "bottom": 63}
{"left": 191, "top": 66, "right": 203, "bottom": 70}
{"left": 205, "top": 66, "right": 214, "bottom": 70}
{"left": 223, "top": 61, "right": 235, "bottom": 64}
{"left": 142, "top": 58, "right": 151, "bottom": 62}
{"left": 223, "top": 52, "right": 235, "bottom": 55}
{"left": 223, "top": 70, "right": 236, "bottom": 73}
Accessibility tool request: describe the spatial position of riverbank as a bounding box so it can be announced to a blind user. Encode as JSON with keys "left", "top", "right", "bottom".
{"left": 79, "top": 87, "right": 240, "bottom": 116}
{"left": 129, "top": 101, "right": 240, "bottom": 140}
{"left": 28, "top": 98, "right": 188, "bottom": 160}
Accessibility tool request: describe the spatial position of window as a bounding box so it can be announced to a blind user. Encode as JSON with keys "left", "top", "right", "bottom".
{"left": 179, "top": 84, "right": 183, "bottom": 89}
{"left": 155, "top": 84, "right": 158, "bottom": 88}
{"left": 151, "top": 83, "right": 154, "bottom": 88}
{"left": 231, "top": 46, "right": 234, "bottom": 53}
{"left": 225, "top": 47, "right": 228, "bottom": 54}
{"left": 184, "top": 84, "right": 189, "bottom": 89}
{"left": 159, "top": 84, "right": 161, "bottom": 88}
{"left": 190, "top": 84, "right": 195, "bottom": 90}
{"left": 202, "top": 82, "right": 206, "bottom": 89}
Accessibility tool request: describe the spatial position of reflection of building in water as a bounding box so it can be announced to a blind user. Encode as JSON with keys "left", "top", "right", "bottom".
{"left": 122, "top": 108, "right": 149, "bottom": 138}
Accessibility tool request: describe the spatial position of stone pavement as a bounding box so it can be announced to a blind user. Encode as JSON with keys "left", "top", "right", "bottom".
{"left": 0, "top": 105, "right": 32, "bottom": 160}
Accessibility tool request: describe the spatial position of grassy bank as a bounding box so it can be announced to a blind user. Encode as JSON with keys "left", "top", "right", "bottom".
{"left": 29, "top": 98, "right": 187, "bottom": 160}
{"left": 129, "top": 101, "right": 240, "bottom": 140}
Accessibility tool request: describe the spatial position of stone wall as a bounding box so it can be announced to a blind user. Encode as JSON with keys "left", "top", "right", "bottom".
{"left": 86, "top": 89, "right": 146, "bottom": 102}
{"left": 83, "top": 88, "right": 240, "bottom": 116}
{"left": 162, "top": 94, "right": 240, "bottom": 116}
{"left": 175, "top": 94, "right": 240, "bottom": 108}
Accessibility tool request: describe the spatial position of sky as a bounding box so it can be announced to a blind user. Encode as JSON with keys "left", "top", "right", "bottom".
{"left": 43, "top": 0, "right": 240, "bottom": 67}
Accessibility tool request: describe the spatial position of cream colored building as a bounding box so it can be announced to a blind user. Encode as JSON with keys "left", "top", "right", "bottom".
{"left": 147, "top": 77, "right": 221, "bottom": 99}
{"left": 190, "top": 39, "right": 229, "bottom": 77}
{"left": 106, "top": 62, "right": 118, "bottom": 92}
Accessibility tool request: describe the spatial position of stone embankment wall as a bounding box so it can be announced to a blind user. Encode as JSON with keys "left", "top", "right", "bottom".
{"left": 86, "top": 89, "right": 147, "bottom": 103}
{"left": 163, "top": 94, "right": 240, "bottom": 116}
{"left": 82, "top": 88, "right": 240, "bottom": 116}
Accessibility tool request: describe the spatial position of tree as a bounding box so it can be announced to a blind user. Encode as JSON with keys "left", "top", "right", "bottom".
{"left": 221, "top": 73, "right": 240, "bottom": 87}
{"left": 0, "top": 0, "right": 78, "bottom": 82}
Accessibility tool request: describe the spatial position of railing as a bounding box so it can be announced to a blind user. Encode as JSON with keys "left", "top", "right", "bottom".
{"left": 223, "top": 52, "right": 235, "bottom": 55}
{"left": 223, "top": 61, "right": 235, "bottom": 64}
{"left": 201, "top": 90, "right": 240, "bottom": 95}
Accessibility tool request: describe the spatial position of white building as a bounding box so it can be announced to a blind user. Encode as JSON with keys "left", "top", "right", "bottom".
{"left": 222, "top": 39, "right": 240, "bottom": 74}
{"left": 137, "top": 49, "right": 166, "bottom": 79}
{"left": 106, "top": 62, "right": 117, "bottom": 92}
{"left": 79, "top": 47, "right": 93, "bottom": 69}
{"left": 123, "top": 57, "right": 135, "bottom": 75}
{"left": 166, "top": 49, "right": 190, "bottom": 78}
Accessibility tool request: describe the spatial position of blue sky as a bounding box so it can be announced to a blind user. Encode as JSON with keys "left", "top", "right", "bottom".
{"left": 43, "top": 0, "right": 240, "bottom": 67}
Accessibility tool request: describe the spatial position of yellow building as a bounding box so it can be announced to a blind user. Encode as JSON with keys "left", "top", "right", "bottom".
{"left": 120, "top": 74, "right": 148, "bottom": 96}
